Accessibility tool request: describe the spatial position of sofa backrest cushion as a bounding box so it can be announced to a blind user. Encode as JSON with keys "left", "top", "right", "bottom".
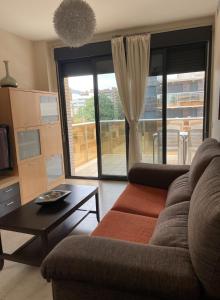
{"left": 149, "top": 201, "right": 189, "bottom": 249}
{"left": 166, "top": 172, "right": 191, "bottom": 207}
{"left": 189, "top": 138, "right": 220, "bottom": 190}
{"left": 188, "top": 157, "right": 220, "bottom": 298}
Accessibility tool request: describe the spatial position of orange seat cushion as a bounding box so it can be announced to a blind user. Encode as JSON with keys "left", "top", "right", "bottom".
{"left": 92, "top": 210, "right": 157, "bottom": 244}
{"left": 112, "top": 183, "right": 167, "bottom": 218}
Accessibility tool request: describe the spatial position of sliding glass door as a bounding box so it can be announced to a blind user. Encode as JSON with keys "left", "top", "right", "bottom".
{"left": 141, "top": 44, "right": 208, "bottom": 166}
{"left": 62, "top": 58, "right": 127, "bottom": 179}
{"left": 98, "top": 72, "right": 127, "bottom": 176}
{"left": 58, "top": 39, "right": 210, "bottom": 179}
{"left": 64, "top": 75, "right": 98, "bottom": 177}
{"left": 167, "top": 71, "right": 205, "bottom": 165}
{"left": 141, "top": 75, "right": 163, "bottom": 164}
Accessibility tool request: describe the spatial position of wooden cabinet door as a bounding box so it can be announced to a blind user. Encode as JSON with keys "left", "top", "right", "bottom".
{"left": 16, "top": 127, "right": 42, "bottom": 161}
{"left": 39, "top": 94, "right": 59, "bottom": 124}
{"left": 10, "top": 90, "right": 41, "bottom": 128}
{"left": 41, "top": 123, "right": 63, "bottom": 157}
{"left": 46, "top": 154, "right": 64, "bottom": 189}
{"left": 19, "top": 157, "right": 46, "bottom": 204}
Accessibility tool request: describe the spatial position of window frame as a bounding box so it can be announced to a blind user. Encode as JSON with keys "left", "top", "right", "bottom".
{"left": 55, "top": 26, "right": 212, "bottom": 179}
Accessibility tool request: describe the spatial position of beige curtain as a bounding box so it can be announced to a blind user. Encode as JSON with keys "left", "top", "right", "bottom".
{"left": 111, "top": 34, "right": 151, "bottom": 169}
{"left": 111, "top": 37, "right": 130, "bottom": 118}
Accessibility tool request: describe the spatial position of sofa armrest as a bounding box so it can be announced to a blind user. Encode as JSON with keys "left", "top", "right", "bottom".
{"left": 41, "top": 236, "right": 200, "bottom": 300}
{"left": 128, "top": 163, "right": 190, "bottom": 189}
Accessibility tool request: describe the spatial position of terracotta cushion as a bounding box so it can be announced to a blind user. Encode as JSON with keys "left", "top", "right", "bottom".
{"left": 92, "top": 210, "right": 157, "bottom": 244}
{"left": 112, "top": 183, "right": 167, "bottom": 218}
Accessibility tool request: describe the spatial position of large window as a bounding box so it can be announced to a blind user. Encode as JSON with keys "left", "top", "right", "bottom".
{"left": 141, "top": 41, "right": 209, "bottom": 166}
{"left": 64, "top": 75, "right": 98, "bottom": 177}
{"left": 56, "top": 26, "right": 211, "bottom": 179}
{"left": 141, "top": 72, "right": 205, "bottom": 165}
{"left": 62, "top": 58, "right": 127, "bottom": 178}
{"left": 98, "top": 73, "right": 126, "bottom": 176}
{"left": 140, "top": 76, "right": 163, "bottom": 164}
{"left": 166, "top": 72, "right": 204, "bottom": 164}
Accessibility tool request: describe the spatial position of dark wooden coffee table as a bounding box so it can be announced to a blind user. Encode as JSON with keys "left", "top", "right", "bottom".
{"left": 0, "top": 184, "right": 99, "bottom": 270}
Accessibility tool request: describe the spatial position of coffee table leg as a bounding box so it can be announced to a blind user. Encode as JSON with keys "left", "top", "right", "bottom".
{"left": 41, "top": 234, "right": 51, "bottom": 282}
{"left": 0, "top": 232, "right": 4, "bottom": 270}
{"left": 41, "top": 233, "right": 49, "bottom": 258}
{"left": 95, "top": 192, "right": 100, "bottom": 223}
{"left": 42, "top": 234, "right": 50, "bottom": 283}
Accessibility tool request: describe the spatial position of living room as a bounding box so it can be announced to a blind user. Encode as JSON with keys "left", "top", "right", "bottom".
{"left": 0, "top": 0, "right": 220, "bottom": 299}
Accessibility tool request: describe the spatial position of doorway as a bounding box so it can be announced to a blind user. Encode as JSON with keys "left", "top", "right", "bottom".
{"left": 62, "top": 58, "right": 127, "bottom": 179}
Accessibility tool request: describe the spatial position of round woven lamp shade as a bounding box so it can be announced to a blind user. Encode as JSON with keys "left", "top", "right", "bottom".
{"left": 53, "top": 0, "right": 96, "bottom": 48}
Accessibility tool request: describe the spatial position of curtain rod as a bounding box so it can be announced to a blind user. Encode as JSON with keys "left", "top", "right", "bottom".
{"left": 112, "top": 32, "right": 150, "bottom": 39}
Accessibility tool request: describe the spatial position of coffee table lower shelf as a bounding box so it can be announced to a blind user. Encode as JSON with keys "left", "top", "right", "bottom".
{"left": 1, "top": 210, "right": 90, "bottom": 267}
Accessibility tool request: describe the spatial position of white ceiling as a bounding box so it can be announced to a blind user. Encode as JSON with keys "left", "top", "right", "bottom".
{"left": 0, "top": 0, "right": 218, "bottom": 41}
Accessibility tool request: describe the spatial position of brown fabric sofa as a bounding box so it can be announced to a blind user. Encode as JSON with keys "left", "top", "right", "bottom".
{"left": 41, "top": 138, "right": 220, "bottom": 300}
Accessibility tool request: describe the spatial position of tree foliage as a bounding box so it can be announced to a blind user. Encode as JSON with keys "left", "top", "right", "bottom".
{"left": 73, "top": 93, "right": 123, "bottom": 123}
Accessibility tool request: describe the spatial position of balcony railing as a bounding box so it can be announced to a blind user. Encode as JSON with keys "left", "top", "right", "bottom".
{"left": 72, "top": 117, "right": 203, "bottom": 168}
{"left": 167, "top": 91, "right": 204, "bottom": 105}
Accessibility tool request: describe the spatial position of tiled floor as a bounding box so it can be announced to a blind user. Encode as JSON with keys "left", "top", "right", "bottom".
{"left": 75, "top": 153, "right": 181, "bottom": 177}
{"left": 75, "top": 158, "right": 99, "bottom": 177}
{"left": 75, "top": 154, "right": 128, "bottom": 177}
{"left": 0, "top": 179, "right": 127, "bottom": 300}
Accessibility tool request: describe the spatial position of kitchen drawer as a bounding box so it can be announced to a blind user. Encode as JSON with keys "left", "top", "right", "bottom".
{"left": 0, "top": 195, "right": 21, "bottom": 218}
{"left": 0, "top": 183, "right": 20, "bottom": 202}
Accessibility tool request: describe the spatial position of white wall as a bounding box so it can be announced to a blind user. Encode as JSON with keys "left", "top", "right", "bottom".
{"left": 211, "top": 9, "right": 220, "bottom": 140}
{"left": 33, "top": 41, "right": 50, "bottom": 91}
{"left": 0, "top": 29, "right": 36, "bottom": 90}
{"left": 0, "top": 29, "right": 56, "bottom": 92}
{"left": 33, "top": 41, "right": 58, "bottom": 92}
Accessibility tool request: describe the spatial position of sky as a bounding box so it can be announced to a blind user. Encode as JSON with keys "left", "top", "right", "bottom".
{"left": 68, "top": 73, "right": 117, "bottom": 92}
{"left": 68, "top": 71, "right": 205, "bottom": 92}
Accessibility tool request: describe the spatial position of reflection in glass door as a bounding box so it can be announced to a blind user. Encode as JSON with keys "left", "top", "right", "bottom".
{"left": 64, "top": 75, "right": 98, "bottom": 177}
{"left": 98, "top": 73, "right": 127, "bottom": 176}
{"left": 140, "top": 72, "right": 205, "bottom": 165}
{"left": 140, "top": 76, "right": 163, "bottom": 164}
{"left": 167, "top": 72, "right": 205, "bottom": 165}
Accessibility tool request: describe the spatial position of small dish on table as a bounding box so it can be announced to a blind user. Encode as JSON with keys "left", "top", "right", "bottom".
{"left": 35, "top": 190, "right": 72, "bottom": 205}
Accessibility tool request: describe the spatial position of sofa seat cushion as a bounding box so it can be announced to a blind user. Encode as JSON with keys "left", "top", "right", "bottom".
{"left": 189, "top": 138, "right": 220, "bottom": 190}
{"left": 166, "top": 172, "right": 191, "bottom": 207}
{"left": 92, "top": 210, "right": 157, "bottom": 244}
{"left": 188, "top": 157, "right": 220, "bottom": 299}
{"left": 112, "top": 183, "right": 167, "bottom": 218}
{"left": 149, "top": 201, "right": 189, "bottom": 249}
